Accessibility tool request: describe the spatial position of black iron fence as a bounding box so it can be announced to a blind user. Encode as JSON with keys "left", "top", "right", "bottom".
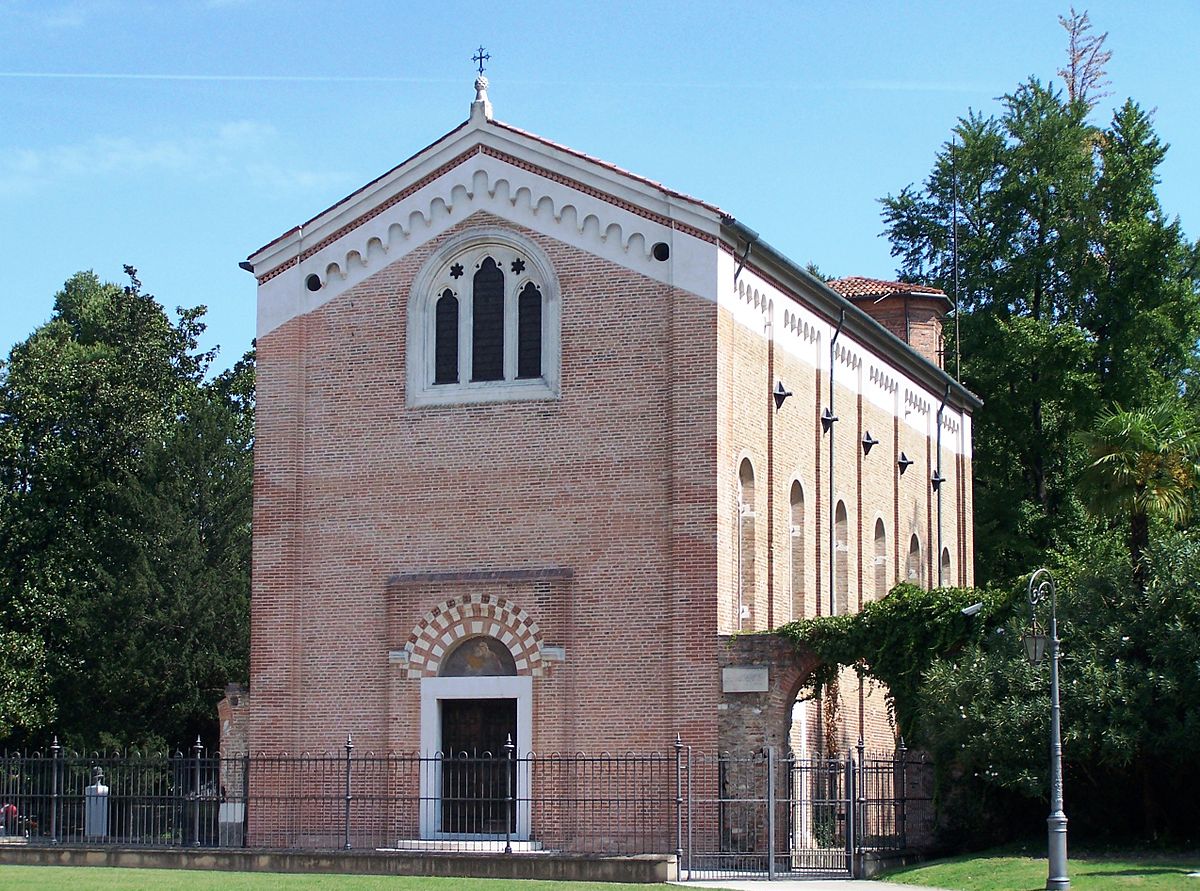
{"left": 0, "top": 738, "right": 933, "bottom": 878}
{"left": 679, "top": 741, "right": 935, "bottom": 879}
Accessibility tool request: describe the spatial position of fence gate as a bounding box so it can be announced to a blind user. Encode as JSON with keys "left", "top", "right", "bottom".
{"left": 788, "top": 755, "right": 853, "bottom": 874}
{"left": 680, "top": 748, "right": 853, "bottom": 881}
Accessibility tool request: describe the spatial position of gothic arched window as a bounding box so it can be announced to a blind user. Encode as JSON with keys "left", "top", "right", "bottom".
{"left": 434, "top": 289, "right": 459, "bottom": 384}
{"left": 407, "top": 229, "right": 560, "bottom": 406}
{"left": 471, "top": 257, "right": 505, "bottom": 381}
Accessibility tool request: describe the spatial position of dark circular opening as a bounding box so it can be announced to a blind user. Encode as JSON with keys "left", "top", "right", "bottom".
{"left": 652, "top": 242, "right": 670, "bottom": 261}
{"left": 305, "top": 274, "right": 322, "bottom": 292}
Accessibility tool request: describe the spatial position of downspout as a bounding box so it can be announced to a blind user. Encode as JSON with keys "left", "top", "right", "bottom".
{"left": 936, "top": 383, "right": 950, "bottom": 587}
{"left": 828, "top": 309, "right": 846, "bottom": 616}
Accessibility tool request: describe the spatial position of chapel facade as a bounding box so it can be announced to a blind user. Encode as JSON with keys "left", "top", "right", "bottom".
{"left": 239, "top": 77, "right": 977, "bottom": 801}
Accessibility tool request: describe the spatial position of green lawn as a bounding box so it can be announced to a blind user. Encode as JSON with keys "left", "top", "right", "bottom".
{"left": 0, "top": 866, "right": 686, "bottom": 891}
{"left": 881, "top": 848, "right": 1200, "bottom": 890}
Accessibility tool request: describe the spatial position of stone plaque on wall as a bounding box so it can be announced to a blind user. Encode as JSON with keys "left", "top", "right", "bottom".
{"left": 722, "top": 666, "right": 769, "bottom": 693}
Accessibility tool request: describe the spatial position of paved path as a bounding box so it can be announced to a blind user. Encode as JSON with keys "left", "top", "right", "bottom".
{"left": 677, "top": 881, "right": 950, "bottom": 891}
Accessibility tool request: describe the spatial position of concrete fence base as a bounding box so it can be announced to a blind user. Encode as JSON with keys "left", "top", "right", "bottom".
{"left": 856, "top": 849, "right": 932, "bottom": 878}
{"left": 0, "top": 845, "right": 678, "bottom": 884}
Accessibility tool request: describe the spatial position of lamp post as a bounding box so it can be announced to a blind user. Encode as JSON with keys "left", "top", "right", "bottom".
{"left": 1022, "top": 568, "right": 1069, "bottom": 891}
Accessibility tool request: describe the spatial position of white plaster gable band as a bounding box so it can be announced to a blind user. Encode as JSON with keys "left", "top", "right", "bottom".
{"left": 835, "top": 341, "right": 862, "bottom": 371}
{"left": 255, "top": 151, "right": 718, "bottom": 338}
{"left": 782, "top": 308, "right": 820, "bottom": 345}
{"left": 905, "top": 389, "right": 931, "bottom": 415}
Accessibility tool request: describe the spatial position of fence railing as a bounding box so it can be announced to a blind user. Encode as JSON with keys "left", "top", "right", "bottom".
{"left": 0, "top": 737, "right": 934, "bottom": 878}
{"left": 679, "top": 741, "right": 935, "bottom": 879}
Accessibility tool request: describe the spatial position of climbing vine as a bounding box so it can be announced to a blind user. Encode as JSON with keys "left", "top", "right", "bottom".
{"left": 778, "top": 583, "right": 1013, "bottom": 742}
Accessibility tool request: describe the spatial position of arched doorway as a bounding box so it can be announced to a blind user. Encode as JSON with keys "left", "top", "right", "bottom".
{"left": 419, "top": 634, "right": 532, "bottom": 839}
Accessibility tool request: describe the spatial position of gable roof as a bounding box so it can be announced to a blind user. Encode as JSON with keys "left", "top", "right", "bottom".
{"left": 245, "top": 112, "right": 724, "bottom": 279}
{"left": 245, "top": 101, "right": 979, "bottom": 412}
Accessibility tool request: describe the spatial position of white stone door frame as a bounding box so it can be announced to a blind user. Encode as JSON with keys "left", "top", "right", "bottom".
{"left": 418, "top": 675, "right": 533, "bottom": 839}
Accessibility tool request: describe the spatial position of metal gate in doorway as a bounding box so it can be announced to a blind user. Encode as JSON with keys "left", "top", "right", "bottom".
{"left": 678, "top": 743, "right": 932, "bottom": 881}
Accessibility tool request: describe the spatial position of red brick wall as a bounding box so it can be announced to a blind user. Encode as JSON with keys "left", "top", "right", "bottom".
{"left": 717, "top": 277, "right": 972, "bottom": 755}
{"left": 250, "top": 211, "right": 720, "bottom": 757}
{"left": 250, "top": 210, "right": 973, "bottom": 765}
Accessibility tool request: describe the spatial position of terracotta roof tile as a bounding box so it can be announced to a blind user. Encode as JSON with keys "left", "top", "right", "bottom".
{"left": 828, "top": 276, "right": 947, "bottom": 299}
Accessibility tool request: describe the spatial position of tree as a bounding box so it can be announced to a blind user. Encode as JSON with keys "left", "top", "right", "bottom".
{"left": 0, "top": 269, "right": 252, "bottom": 748}
{"left": 1058, "top": 7, "right": 1112, "bottom": 109}
{"left": 1087, "top": 101, "right": 1200, "bottom": 408}
{"left": 1082, "top": 402, "right": 1200, "bottom": 592}
{"left": 783, "top": 541, "right": 1200, "bottom": 841}
{"left": 880, "top": 42, "right": 1200, "bottom": 583}
{"left": 881, "top": 79, "right": 1102, "bottom": 582}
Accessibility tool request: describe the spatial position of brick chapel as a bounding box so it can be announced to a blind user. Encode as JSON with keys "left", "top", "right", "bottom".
{"left": 231, "top": 73, "right": 978, "bottom": 825}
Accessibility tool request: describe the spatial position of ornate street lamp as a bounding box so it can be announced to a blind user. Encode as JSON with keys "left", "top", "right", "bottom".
{"left": 1023, "top": 568, "right": 1069, "bottom": 891}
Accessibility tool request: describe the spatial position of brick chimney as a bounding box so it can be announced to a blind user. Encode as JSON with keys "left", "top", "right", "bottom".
{"left": 828, "top": 277, "right": 951, "bottom": 369}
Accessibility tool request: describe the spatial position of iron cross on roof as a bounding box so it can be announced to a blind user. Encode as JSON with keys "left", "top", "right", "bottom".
{"left": 472, "top": 46, "right": 490, "bottom": 76}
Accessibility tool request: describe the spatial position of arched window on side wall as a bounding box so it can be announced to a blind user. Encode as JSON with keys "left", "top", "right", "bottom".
{"left": 940, "top": 547, "right": 951, "bottom": 588}
{"left": 907, "top": 534, "right": 923, "bottom": 588}
{"left": 834, "top": 501, "right": 849, "bottom": 615}
{"left": 790, "top": 481, "right": 805, "bottom": 621}
{"left": 738, "top": 459, "right": 757, "bottom": 630}
{"left": 873, "top": 519, "right": 887, "bottom": 602}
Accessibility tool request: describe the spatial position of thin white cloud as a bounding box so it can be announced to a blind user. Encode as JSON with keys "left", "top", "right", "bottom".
{"left": 0, "top": 71, "right": 452, "bottom": 83}
{"left": 0, "top": 71, "right": 985, "bottom": 93}
{"left": 0, "top": 120, "right": 351, "bottom": 197}
{"left": 0, "top": 0, "right": 114, "bottom": 29}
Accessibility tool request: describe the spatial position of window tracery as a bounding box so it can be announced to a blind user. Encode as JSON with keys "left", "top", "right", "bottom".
{"left": 407, "top": 228, "right": 560, "bottom": 406}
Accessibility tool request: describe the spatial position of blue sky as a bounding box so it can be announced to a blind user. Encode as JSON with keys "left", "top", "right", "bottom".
{"left": 3, "top": 0, "right": 1198, "bottom": 371}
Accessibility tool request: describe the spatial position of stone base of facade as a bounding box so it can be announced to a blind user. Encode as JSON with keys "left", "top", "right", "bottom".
{"left": 0, "top": 845, "right": 678, "bottom": 884}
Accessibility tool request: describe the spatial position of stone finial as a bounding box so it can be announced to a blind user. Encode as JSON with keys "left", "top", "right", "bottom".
{"left": 472, "top": 74, "right": 493, "bottom": 121}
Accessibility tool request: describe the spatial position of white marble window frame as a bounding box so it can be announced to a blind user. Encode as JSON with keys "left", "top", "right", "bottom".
{"left": 407, "top": 227, "right": 561, "bottom": 407}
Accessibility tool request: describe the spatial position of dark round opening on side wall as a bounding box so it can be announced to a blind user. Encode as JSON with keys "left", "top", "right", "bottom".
{"left": 305, "top": 274, "right": 322, "bottom": 292}
{"left": 652, "top": 242, "right": 670, "bottom": 262}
